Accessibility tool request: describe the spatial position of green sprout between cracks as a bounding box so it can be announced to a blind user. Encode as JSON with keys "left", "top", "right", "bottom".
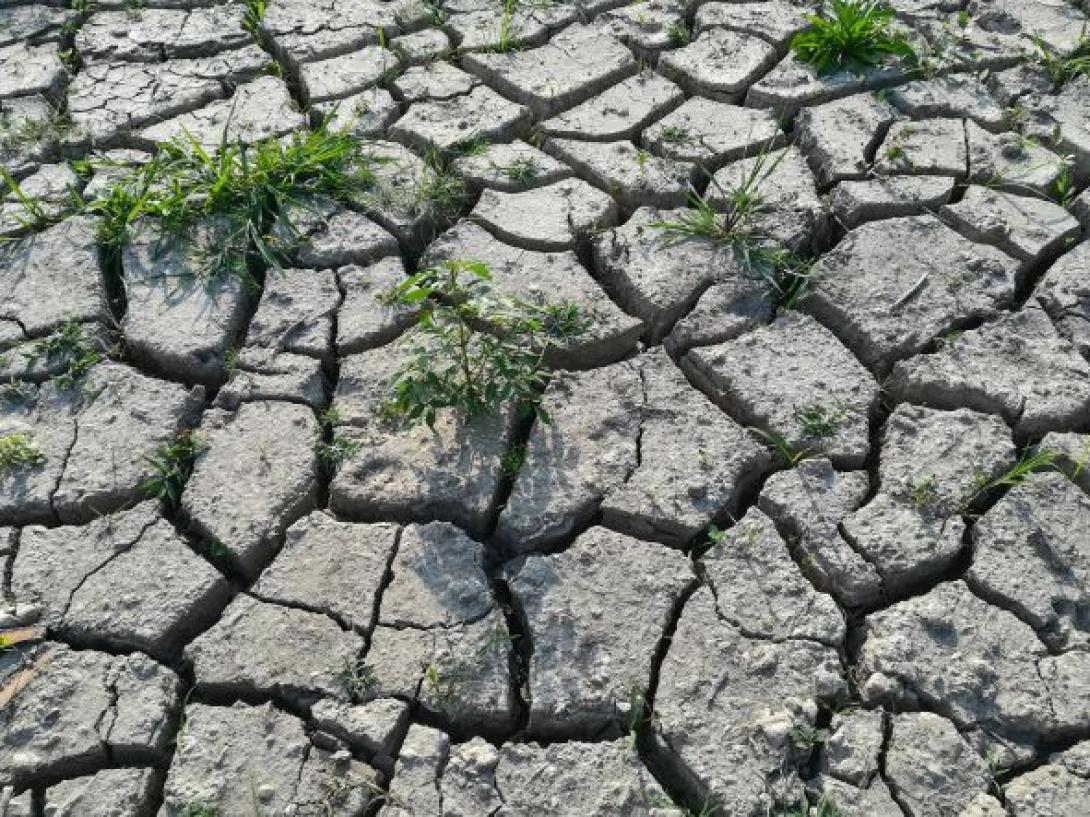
{"left": 790, "top": 0, "right": 916, "bottom": 76}
{"left": 380, "top": 260, "right": 586, "bottom": 428}
{"left": 142, "top": 430, "right": 205, "bottom": 508}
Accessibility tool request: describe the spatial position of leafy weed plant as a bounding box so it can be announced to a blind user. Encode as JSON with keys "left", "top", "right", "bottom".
{"left": 0, "top": 431, "right": 45, "bottom": 472}
{"left": 380, "top": 260, "right": 585, "bottom": 428}
{"left": 142, "top": 430, "right": 205, "bottom": 508}
{"left": 318, "top": 433, "right": 362, "bottom": 466}
{"left": 791, "top": 0, "right": 915, "bottom": 76}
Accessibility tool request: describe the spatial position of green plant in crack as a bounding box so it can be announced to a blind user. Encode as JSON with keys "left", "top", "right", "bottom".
{"left": 380, "top": 260, "right": 585, "bottom": 428}
{"left": 962, "top": 449, "right": 1058, "bottom": 510}
{"left": 179, "top": 805, "right": 220, "bottom": 817}
{"left": 790, "top": 0, "right": 915, "bottom": 76}
{"left": 668, "top": 21, "right": 691, "bottom": 47}
{"left": 142, "top": 430, "right": 205, "bottom": 507}
{"left": 755, "top": 428, "right": 811, "bottom": 467}
{"left": 318, "top": 432, "right": 362, "bottom": 466}
{"left": 908, "top": 475, "right": 939, "bottom": 509}
{"left": 88, "top": 123, "right": 382, "bottom": 280}
{"left": 658, "top": 125, "right": 689, "bottom": 144}
{"left": 243, "top": 0, "right": 267, "bottom": 38}
{"left": 334, "top": 655, "right": 377, "bottom": 699}
{"left": 788, "top": 724, "right": 829, "bottom": 751}
{"left": 649, "top": 144, "right": 811, "bottom": 303}
{"left": 795, "top": 403, "right": 845, "bottom": 439}
{"left": 0, "top": 431, "right": 45, "bottom": 473}
{"left": 26, "top": 320, "right": 103, "bottom": 388}
{"left": 500, "top": 444, "right": 527, "bottom": 476}
{"left": 1034, "top": 32, "right": 1090, "bottom": 89}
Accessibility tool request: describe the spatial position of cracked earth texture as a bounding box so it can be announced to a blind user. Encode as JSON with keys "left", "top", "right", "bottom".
{"left": 2, "top": 0, "right": 1090, "bottom": 815}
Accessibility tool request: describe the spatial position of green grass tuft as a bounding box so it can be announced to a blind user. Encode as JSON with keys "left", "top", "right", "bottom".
{"left": 142, "top": 430, "right": 205, "bottom": 508}
{"left": 790, "top": 0, "right": 915, "bottom": 76}
{"left": 88, "top": 123, "right": 382, "bottom": 280}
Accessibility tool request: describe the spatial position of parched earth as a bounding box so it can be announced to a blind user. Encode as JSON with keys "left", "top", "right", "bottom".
{"left": 3, "top": 0, "right": 1090, "bottom": 815}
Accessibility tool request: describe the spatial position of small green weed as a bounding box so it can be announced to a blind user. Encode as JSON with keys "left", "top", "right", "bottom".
{"left": 908, "top": 475, "right": 938, "bottom": 509}
{"left": 500, "top": 157, "right": 538, "bottom": 183}
{"left": 501, "top": 444, "right": 526, "bottom": 476}
{"left": 795, "top": 403, "right": 845, "bottom": 439}
{"left": 243, "top": 0, "right": 266, "bottom": 37}
{"left": 0, "top": 110, "right": 73, "bottom": 158}
{"left": 788, "top": 725, "right": 829, "bottom": 750}
{"left": 0, "top": 167, "right": 55, "bottom": 232}
{"left": 981, "top": 449, "right": 1057, "bottom": 492}
{"left": 790, "top": 0, "right": 915, "bottom": 76}
{"left": 649, "top": 144, "right": 811, "bottom": 304}
{"left": 27, "top": 321, "right": 103, "bottom": 388}
{"left": 142, "top": 430, "right": 205, "bottom": 507}
{"left": 0, "top": 634, "right": 12, "bottom": 652}
{"left": 380, "top": 260, "right": 584, "bottom": 428}
{"left": 319, "top": 405, "right": 343, "bottom": 426}
{"left": 1034, "top": 32, "right": 1090, "bottom": 89}
{"left": 334, "top": 656, "right": 377, "bottom": 699}
{"left": 668, "top": 21, "right": 691, "bottom": 47}
{"left": 318, "top": 433, "right": 362, "bottom": 466}
{"left": 179, "top": 804, "right": 220, "bottom": 817}
{"left": 756, "top": 428, "right": 811, "bottom": 466}
{"left": 0, "top": 431, "right": 45, "bottom": 472}
{"left": 658, "top": 125, "right": 689, "bottom": 144}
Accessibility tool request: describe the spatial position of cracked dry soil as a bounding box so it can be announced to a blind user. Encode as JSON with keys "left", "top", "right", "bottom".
{"left": 3, "top": 0, "right": 1090, "bottom": 815}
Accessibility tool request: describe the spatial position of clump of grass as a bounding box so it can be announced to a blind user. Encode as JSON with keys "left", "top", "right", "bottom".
{"left": 142, "top": 430, "right": 205, "bottom": 507}
{"left": 0, "top": 431, "right": 45, "bottom": 472}
{"left": 908, "top": 475, "right": 939, "bottom": 509}
{"left": 668, "top": 21, "right": 691, "bottom": 47}
{"left": 790, "top": 0, "right": 915, "bottom": 76}
{"left": 88, "top": 123, "right": 381, "bottom": 280}
{"left": 334, "top": 656, "right": 377, "bottom": 699}
{"left": 28, "top": 321, "right": 103, "bottom": 388}
{"left": 0, "top": 109, "right": 73, "bottom": 159}
{"left": 649, "top": 144, "right": 812, "bottom": 304}
{"left": 1034, "top": 33, "right": 1090, "bottom": 89}
{"left": 500, "top": 157, "right": 538, "bottom": 183}
{"left": 243, "top": 0, "right": 266, "bottom": 39}
{"left": 658, "top": 125, "right": 689, "bottom": 144}
{"left": 380, "top": 260, "right": 585, "bottom": 428}
{"left": 755, "top": 428, "right": 811, "bottom": 466}
{"left": 179, "top": 804, "right": 220, "bottom": 817}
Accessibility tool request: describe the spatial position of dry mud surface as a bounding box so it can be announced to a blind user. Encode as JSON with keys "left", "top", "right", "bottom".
{"left": 3, "top": 0, "right": 1090, "bottom": 815}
